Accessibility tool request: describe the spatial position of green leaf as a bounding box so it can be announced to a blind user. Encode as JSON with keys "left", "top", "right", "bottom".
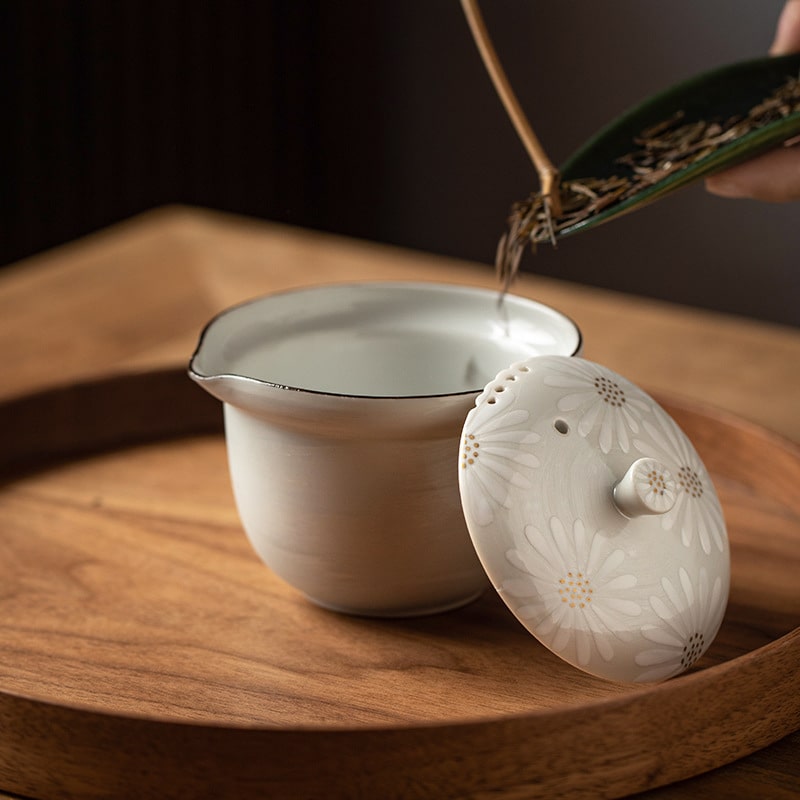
{"left": 556, "top": 53, "right": 800, "bottom": 237}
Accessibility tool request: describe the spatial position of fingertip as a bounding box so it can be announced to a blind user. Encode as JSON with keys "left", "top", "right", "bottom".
{"left": 705, "top": 176, "right": 746, "bottom": 199}
{"left": 770, "top": 0, "right": 800, "bottom": 55}
{"left": 706, "top": 146, "right": 800, "bottom": 203}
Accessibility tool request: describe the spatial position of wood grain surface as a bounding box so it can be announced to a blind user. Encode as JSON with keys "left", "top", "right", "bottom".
{"left": 0, "top": 370, "right": 798, "bottom": 798}
{"left": 0, "top": 207, "right": 798, "bottom": 798}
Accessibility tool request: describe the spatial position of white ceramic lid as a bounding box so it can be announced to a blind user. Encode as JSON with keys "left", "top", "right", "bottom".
{"left": 458, "top": 355, "right": 730, "bottom": 683}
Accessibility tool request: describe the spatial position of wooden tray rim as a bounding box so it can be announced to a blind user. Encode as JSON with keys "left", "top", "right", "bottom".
{"left": 1, "top": 368, "right": 798, "bottom": 798}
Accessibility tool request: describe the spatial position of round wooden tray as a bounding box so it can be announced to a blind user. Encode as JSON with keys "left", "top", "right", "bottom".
{"left": 1, "top": 369, "right": 798, "bottom": 799}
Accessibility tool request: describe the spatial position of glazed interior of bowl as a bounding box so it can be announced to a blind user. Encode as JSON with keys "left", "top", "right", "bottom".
{"left": 191, "top": 282, "right": 582, "bottom": 398}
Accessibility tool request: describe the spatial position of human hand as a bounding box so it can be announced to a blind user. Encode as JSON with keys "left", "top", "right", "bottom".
{"left": 705, "top": 0, "right": 800, "bottom": 202}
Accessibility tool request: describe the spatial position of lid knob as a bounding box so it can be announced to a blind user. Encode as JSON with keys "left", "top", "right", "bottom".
{"left": 613, "top": 457, "right": 677, "bottom": 518}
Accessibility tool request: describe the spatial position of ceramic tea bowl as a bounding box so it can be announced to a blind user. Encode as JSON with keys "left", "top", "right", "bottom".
{"left": 189, "top": 281, "right": 582, "bottom": 617}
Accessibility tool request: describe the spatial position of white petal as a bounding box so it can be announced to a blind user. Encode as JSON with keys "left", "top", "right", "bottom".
{"left": 503, "top": 577, "right": 536, "bottom": 597}
{"left": 551, "top": 623, "right": 572, "bottom": 653}
{"left": 578, "top": 401, "right": 603, "bottom": 438}
{"left": 598, "top": 415, "right": 613, "bottom": 454}
{"left": 641, "top": 626, "right": 683, "bottom": 648}
{"left": 465, "top": 483, "right": 494, "bottom": 526}
{"left": 650, "top": 594, "right": 678, "bottom": 625}
{"left": 575, "top": 632, "right": 591, "bottom": 665}
{"left": 524, "top": 525, "right": 561, "bottom": 572}
{"left": 620, "top": 404, "right": 641, "bottom": 434}
{"left": 635, "top": 647, "right": 678, "bottom": 667}
{"left": 594, "top": 632, "right": 615, "bottom": 661}
{"left": 602, "top": 597, "right": 642, "bottom": 616}
{"left": 678, "top": 567, "right": 694, "bottom": 607}
{"left": 548, "top": 516, "right": 572, "bottom": 563}
{"left": 595, "top": 549, "right": 626, "bottom": 581}
{"left": 603, "top": 574, "right": 638, "bottom": 592}
{"left": 661, "top": 576, "right": 685, "bottom": 613}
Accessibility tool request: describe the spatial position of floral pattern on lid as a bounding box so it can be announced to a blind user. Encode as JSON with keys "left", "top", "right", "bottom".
{"left": 459, "top": 381, "right": 540, "bottom": 526}
{"left": 503, "top": 517, "right": 641, "bottom": 668}
{"left": 634, "top": 565, "right": 726, "bottom": 682}
{"left": 459, "top": 356, "right": 730, "bottom": 684}
{"left": 634, "top": 409, "right": 726, "bottom": 555}
{"left": 543, "top": 358, "right": 651, "bottom": 454}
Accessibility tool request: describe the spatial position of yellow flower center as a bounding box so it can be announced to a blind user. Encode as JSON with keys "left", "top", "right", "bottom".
{"left": 558, "top": 571, "right": 593, "bottom": 609}
{"left": 677, "top": 466, "right": 704, "bottom": 498}
{"left": 461, "top": 433, "right": 480, "bottom": 469}
{"left": 681, "top": 632, "right": 705, "bottom": 668}
{"left": 594, "top": 376, "right": 626, "bottom": 407}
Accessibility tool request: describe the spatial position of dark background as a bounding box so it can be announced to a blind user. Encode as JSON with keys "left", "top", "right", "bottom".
{"left": 1, "top": 1, "right": 797, "bottom": 325}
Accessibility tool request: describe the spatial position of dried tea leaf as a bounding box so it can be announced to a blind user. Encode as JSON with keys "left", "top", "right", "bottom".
{"left": 497, "top": 74, "right": 800, "bottom": 289}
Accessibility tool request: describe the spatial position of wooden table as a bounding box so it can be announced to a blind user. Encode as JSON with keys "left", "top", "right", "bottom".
{"left": 0, "top": 206, "right": 797, "bottom": 798}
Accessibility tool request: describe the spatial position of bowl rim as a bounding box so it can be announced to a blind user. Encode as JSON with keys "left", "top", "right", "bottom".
{"left": 188, "top": 280, "right": 584, "bottom": 400}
